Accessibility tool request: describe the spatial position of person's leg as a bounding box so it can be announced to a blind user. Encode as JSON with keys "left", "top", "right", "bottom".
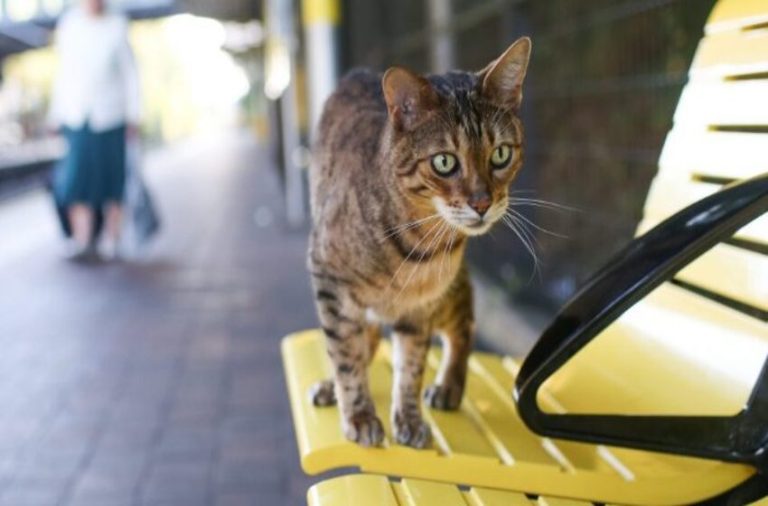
{"left": 104, "top": 202, "right": 123, "bottom": 257}
{"left": 105, "top": 203, "right": 122, "bottom": 242}
{"left": 69, "top": 204, "right": 94, "bottom": 249}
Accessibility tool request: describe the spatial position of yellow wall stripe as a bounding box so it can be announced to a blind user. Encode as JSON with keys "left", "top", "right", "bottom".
{"left": 302, "top": 0, "right": 340, "bottom": 26}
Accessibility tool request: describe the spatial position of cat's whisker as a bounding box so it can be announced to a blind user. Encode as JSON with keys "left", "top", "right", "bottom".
{"left": 430, "top": 223, "right": 448, "bottom": 286}
{"left": 509, "top": 212, "right": 543, "bottom": 252}
{"left": 386, "top": 213, "right": 440, "bottom": 234}
{"left": 382, "top": 213, "right": 440, "bottom": 239}
{"left": 517, "top": 218, "right": 543, "bottom": 256}
{"left": 513, "top": 216, "right": 545, "bottom": 283}
{"left": 387, "top": 219, "right": 443, "bottom": 292}
{"left": 506, "top": 208, "right": 569, "bottom": 239}
{"left": 508, "top": 197, "right": 580, "bottom": 213}
{"left": 440, "top": 227, "right": 457, "bottom": 284}
{"left": 508, "top": 202, "right": 571, "bottom": 214}
{"left": 395, "top": 221, "right": 448, "bottom": 298}
{"left": 436, "top": 224, "right": 455, "bottom": 285}
{"left": 501, "top": 215, "right": 542, "bottom": 283}
{"left": 379, "top": 214, "right": 440, "bottom": 242}
{"left": 437, "top": 229, "right": 448, "bottom": 284}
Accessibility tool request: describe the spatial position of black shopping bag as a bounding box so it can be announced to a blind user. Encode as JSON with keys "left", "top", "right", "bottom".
{"left": 122, "top": 139, "right": 160, "bottom": 253}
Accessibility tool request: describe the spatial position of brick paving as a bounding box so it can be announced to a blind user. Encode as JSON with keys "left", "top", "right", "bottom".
{"left": 0, "top": 132, "right": 319, "bottom": 505}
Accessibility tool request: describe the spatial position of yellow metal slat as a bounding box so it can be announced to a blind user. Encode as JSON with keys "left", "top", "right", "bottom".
{"left": 692, "top": 30, "right": 768, "bottom": 77}
{"left": 639, "top": 175, "right": 768, "bottom": 245}
{"left": 309, "top": 475, "right": 603, "bottom": 506}
{"left": 421, "top": 349, "right": 501, "bottom": 458}
{"left": 539, "top": 497, "right": 595, "bottom": 506}
{"left": 543, "top": 283, "right": 768, "bottom": 418}
{"left": 308, "top": 475, "right": 399, "bottom": 506}
{"left": 469, "top": 355, "right": 627, "bottom": 478}
{"left": 466, "top": 487, "right": 533, "bottom": 506}
{"left": 657, "top": 129, "right": 768, "bottom": 181}
{"left": 674, "top": 80, "right": 768, "bottom": 128}
{"left": 676, "top": 243, "right": 768, "bottom": 311}
{"left": 399, "top": 478, "right": 467, "bottom": 504}
{"left": 706, "top": 0, "right": 768, "bottom": 33}
{"left": 462, "top": 354, "right": 562, "bottom": 467}
{"left": 282, "top": 330, "right": 755, "bottom": 505}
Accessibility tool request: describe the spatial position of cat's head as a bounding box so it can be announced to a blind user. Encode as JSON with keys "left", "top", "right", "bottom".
{"left": 382, "top": 37, "right": 531, "bottom": 236}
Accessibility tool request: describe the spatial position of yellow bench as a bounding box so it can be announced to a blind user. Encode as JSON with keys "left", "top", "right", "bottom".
{"left": 282, "top": 0, "right": 768, "bottom": 503}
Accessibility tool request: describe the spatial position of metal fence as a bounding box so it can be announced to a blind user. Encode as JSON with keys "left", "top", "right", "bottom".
{"left": 339, "top": 0, "right": 715, "bottom": 313}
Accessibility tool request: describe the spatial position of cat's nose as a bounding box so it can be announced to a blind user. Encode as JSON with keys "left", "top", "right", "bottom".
{"left": 468, "top": 192, "right": 491, "bottom": 217}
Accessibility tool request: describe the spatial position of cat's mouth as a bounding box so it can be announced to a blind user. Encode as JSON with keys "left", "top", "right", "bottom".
{"left": 457, "top": 218, "right": 495, "bottom": 236}
{"left": 432, "top": 197, "right": 503, "bottom": 236}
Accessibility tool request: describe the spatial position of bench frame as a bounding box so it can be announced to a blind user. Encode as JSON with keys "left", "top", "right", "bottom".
{"left": 516, "top": 174, "right": 768, "bottom": 474}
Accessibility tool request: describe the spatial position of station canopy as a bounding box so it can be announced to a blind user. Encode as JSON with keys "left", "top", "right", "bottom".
{"left": 0, "top": 0, "right": 261, "bottom": 58}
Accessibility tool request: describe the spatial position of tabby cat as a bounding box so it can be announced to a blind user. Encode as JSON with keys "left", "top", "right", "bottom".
{"left": 308, "top": 37, "right": 531, "bottom": 448}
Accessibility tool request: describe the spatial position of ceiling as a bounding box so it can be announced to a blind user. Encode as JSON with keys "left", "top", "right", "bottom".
{"left": 0, "top": 0, "right": 263, "bottom": 61}
{"left": 181, "top": 0, "right": 262, "bottom": 21}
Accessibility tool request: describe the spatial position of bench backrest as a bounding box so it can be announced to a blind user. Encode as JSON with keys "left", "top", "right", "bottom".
{"left": 542, "top": 0, "right": 768, "bottom": 417}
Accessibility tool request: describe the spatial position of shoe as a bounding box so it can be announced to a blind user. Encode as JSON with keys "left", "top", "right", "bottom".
{"left": 66, "top": 243, "right": 101, "bottom": 264}
{"left": 101, "top": 241, "right": 122, "bottom": 262}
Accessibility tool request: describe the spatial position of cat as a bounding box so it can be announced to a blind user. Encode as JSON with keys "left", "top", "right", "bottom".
{"left": 307, "top": 37, "right": 531, "bottom": 448}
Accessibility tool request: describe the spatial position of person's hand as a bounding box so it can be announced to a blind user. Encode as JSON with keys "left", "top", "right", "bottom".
{"left": 126, "top": 124, "right": 140, "bottom": 139}
{"left": 45, "top": 124, "right": 62, "bottom": 137}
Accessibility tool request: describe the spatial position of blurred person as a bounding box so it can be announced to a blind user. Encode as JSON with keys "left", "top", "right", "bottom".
{"left": 49, "top": 0, "right": 141, "bottom": 261}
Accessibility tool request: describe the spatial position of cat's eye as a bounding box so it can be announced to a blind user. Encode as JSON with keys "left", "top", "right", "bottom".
{"left": 491, "top": 145, "right": 513, "bottom": 169}
{"left": 431, "top": 153, "right": 458, "bottom": 176}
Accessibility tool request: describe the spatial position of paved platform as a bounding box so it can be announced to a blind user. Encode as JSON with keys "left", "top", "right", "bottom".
{"left": 0, "top": 131, "right": 319, "bottom": 505}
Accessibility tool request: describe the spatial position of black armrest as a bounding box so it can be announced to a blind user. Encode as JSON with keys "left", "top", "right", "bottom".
{"left": 514, "top": 173, "right": 768, "bottom": 471}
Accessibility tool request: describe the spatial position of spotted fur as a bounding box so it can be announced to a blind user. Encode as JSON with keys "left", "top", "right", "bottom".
{"left": 308, "top": 38, "right": 532, "bottom": 448}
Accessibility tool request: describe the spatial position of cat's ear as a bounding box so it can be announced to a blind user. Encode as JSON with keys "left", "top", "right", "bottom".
{"left": 479, "top": 36, "right": 531, "bottom": 110}
{"left": 382, "top": 66, "right": 440, "bottom": 130}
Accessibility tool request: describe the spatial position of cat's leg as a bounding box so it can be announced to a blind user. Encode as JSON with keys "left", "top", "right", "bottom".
{"left": 328, "top": 323, "right": 384, "bottom": 447}
{"left": 366, "top": 322, "right": 382, "bottom": 363}
{"left": 308, "top": 379, "right": 336, "bottom": 406}
{"left": 424, "top": 273, "right": 474, "bottom": 411}
{"left": 311, "top": 287, "right": 384, "bottom": 447}
{"left": 309, "top": 323, "right": 381, "bottom": 407}
{"left": 391, "top": 321, "right": 432, "bottom": 448}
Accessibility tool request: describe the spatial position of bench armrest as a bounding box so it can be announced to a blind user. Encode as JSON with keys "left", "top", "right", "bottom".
{"left": 514, "top": 173, "right": 768, "bottom": 471}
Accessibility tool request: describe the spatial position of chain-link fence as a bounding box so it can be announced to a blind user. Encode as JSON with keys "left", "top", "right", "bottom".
{"left": 340, "top": 0, "right": 715, "bottom": 315}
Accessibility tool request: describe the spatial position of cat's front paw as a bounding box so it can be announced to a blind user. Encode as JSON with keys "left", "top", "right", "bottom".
{"left": 393, "top": 412, "right": 431, "bottom": 449}
{"left": 308, "top": 379, "right": 337, "bottom": 406}
{"left": 343, "top": 412, "right": 385, "bottom": 447}
{"left": 424, "top": 383, "right": 464, "bottom": 410}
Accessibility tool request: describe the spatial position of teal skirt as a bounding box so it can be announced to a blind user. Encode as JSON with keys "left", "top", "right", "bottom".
{"left": 54, "top": 122, "right": 127, "bottom": 208}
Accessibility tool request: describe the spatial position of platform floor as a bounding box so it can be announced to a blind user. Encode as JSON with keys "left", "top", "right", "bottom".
{"left": 0, "top": 131, "right": 319, "bottom": 505}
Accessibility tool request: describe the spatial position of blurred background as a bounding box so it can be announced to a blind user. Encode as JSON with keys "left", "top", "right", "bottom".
{"left": 0, "top": 0, "right": 716, "bottom": 504}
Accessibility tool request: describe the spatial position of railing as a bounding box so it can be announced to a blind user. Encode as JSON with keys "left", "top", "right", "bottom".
{"left": 0, "top": 137, "right": 65, "bottom": 176}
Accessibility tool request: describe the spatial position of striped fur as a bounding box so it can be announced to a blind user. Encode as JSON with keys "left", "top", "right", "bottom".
{"left": 308, "top": 38, "right": 531, "bottom": 448}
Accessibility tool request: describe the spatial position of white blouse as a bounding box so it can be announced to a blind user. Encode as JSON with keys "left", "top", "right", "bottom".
{"left": 49, "top": 7, "right": 141, "bottom": 132}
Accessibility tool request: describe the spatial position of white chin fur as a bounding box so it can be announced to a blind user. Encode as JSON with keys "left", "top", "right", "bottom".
{"left": 432, "top": 197, "right": 500, "bottom": 237}
{"left": 457, "top": 222, "right": 493, "bottom": 236}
